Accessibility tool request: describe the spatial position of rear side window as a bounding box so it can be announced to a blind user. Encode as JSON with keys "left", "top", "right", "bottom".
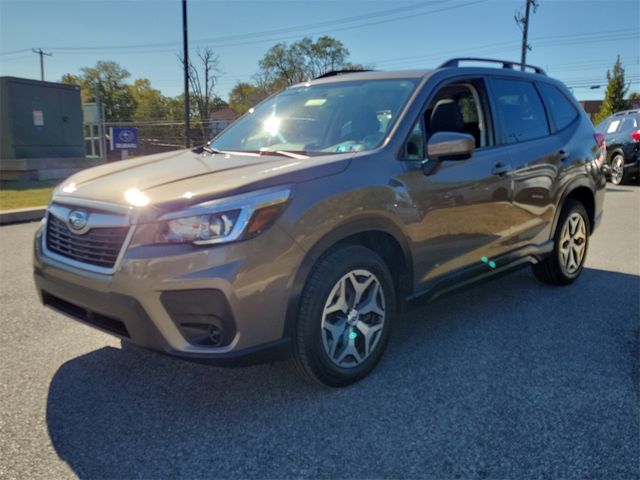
{"left": 537, "top": 83, "right": 579, "bottom": 131}
{"left": 491, "top": 78, "right": 549, "bottom": 144}
{"left": 620, "top": 116, "right": 638, "bottom": 132}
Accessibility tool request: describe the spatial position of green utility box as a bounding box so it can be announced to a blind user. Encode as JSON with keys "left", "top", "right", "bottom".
{"left": 0, "top": 77, "right": 102, "bottom": 180}
{"left": 0, "top": 77, "right": 84, "bottom": 159}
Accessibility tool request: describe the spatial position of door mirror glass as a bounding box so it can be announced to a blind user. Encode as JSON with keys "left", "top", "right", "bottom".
{"left": 426, "top": 131, "right": 475, "bottom": 161}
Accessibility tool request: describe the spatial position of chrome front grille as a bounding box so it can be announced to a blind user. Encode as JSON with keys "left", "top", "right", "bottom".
{"left": 46, "top": 214, "right": 129, "bottom": 269}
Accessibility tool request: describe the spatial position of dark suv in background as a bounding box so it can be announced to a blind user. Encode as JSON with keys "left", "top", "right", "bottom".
{"left": 596, "top": 109, "right": 640, "bottom": 185}
{"left": 34, "top": 58, "right": 606, "bottom": 386}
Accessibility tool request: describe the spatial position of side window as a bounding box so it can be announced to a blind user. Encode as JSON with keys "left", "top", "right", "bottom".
{"left": 402, "top": 80, "right": 492, "bottom": 159}
{"left": 491, "top": 78, "right": 550, "bottom": 144}
{"left": 620, "top": 117, "right": 638, "bottom": 132}
{"left": 537, "top": 83, "right": 579, "bottom": 131}
{"left": 424, "top": 81, "right": 491, "bottom": 148}
{"left": 606, "top": 119, "right": 622, "bottom": 134}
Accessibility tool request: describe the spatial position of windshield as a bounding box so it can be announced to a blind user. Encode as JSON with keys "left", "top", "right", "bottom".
{"left": 211, "top": 79, "right": 418, "bottom": 155}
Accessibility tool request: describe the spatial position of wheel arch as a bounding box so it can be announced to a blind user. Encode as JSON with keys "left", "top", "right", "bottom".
{"left": 283, "top": 217, "right": 414, "bottom": 340}
{"left": 607, "top": 148, "right": 625, "bottom": 165}
{"left": 553, "top": 180, "right": 596, "bottom": 236}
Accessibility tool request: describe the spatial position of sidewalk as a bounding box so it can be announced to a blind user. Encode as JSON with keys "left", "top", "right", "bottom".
{"left": 0, "top": 206, "right": 46, "bottom": 225}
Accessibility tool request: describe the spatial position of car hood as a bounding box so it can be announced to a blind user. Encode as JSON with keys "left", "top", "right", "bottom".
{"left": 52, "top": 148, "right": 352, "bottom": 212}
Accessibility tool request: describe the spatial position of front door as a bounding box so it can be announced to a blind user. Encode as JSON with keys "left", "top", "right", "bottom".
{"left": 394, "top": 78, "right": 516, "bottom": 291}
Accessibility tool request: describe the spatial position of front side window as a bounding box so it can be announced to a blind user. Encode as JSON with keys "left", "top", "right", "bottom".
{"left": 425, "top": 81, "right": 490, "bottom": 148}
{"left": 491, "top": 78, "right": 550, "bottom": 144}
{"left": 402, "top": 80, "right": 491, "bottom": 160}
{"left": 211, "top": 79, "right": 417, "bottom": 155}
{"left": 537, "top": 82, "right": 579, "bottom": 131}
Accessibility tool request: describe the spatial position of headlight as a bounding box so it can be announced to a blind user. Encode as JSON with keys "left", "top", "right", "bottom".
{"left": 144, "top": 187, "right": 291, "bottom": 246}
{"left": 155, "top": 210, "right": 241, "bottom": 245}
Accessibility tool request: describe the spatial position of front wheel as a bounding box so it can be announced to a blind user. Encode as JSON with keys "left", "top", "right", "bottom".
{"left": 532, "top": 199, "right": 589, "bottom": 286}
{"left": 290, "top": 245, "right": 395, "bottom": 387}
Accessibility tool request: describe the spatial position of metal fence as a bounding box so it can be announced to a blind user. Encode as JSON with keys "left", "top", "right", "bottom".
{"left": 84, "top": 108, "right": 236, "bottom": 162}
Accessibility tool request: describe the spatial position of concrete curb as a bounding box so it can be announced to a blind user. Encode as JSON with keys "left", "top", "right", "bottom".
{"left": 0, "top": 206, "right": 46, "bottom": 225}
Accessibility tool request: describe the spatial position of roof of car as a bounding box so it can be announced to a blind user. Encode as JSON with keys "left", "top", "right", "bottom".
{"left": 307, "top": 69, "right": 432, "bottom": 85}
{"left": 613, "top": 109, "right": 640, "bottom": 116}
{"left": 301, "top": 58, "right": 552, "bottom": 88}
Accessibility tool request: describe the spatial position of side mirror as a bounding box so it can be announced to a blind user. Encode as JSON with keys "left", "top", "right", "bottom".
{"left": 426, "top": 131, "right": 475, "bottom": 161}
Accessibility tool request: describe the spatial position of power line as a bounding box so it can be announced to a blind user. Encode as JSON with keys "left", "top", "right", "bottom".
{"left": 371, "top": 31, "right": 638, "bottom": 70}
{"left": 18, "top": 0, "right": 487, "bottom": 55}
{"left": 0, "top": 48, "right": 32, "bottom": 57}
{"left": 44, "top": 1, "right": 445, "bottom": 52}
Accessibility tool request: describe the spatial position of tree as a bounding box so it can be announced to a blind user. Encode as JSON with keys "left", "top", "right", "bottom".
{"left": 593, "top": 56, "right": 630, "bottom": 124}
{"left": 628, "top": 91, "right": 640, "bottom": 109}
{"left": 128, "top": 78, "right": 168, "bottom": 121}
{"left": 228, "top": 82, "right": 268, "bottom": 114}
{"left": 178, "top": 47, "right": 225, "bottom": 136}
{"left": 61, "top": 61, "right": 137, "bottom": 121}
{"left": 257, "top": 36, "right": 364, "bottom": 92}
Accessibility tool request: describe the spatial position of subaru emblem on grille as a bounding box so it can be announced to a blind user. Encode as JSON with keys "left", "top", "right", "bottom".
{"left": 68, "top": 210, "right": 89, "bottom": 232}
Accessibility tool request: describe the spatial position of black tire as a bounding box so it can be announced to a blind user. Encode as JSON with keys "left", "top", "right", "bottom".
{"left": 610, "top": 154, "right": 626, "bottom": 185}
{"left": 290, "top": 245, "right": 395, "bottom": 387}
{"left": 532, "top": 199, "right": 590, "bottom": 286}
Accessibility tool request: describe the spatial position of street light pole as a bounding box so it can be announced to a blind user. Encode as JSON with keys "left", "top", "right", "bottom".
{"left": 32, "top": 48, "right": 52, "bottom": 81}
{"left": 182, "top": 0, "right": 190, "bottom": 148}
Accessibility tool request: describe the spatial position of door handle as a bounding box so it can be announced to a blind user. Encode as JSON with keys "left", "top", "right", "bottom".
{"left": 491, "top": 163, "right": 512, "bottom": 176}
{"left": 559, "top": 149, "right": 570, "bottom": 161}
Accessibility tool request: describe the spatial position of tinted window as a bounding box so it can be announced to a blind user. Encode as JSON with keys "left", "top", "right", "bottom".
{"left": 537, "top": 83, "right": 578, "bottom": 130}
{"left": 620, "top": 116, "right": 638, "bottom": 132}
{"left": 491, "top": 78, "right": 549, "bottom": 144}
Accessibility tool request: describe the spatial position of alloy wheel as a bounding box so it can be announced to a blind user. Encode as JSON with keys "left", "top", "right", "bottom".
{"left": 321, "top": 269, "right": 386, "bottom": 368}
{"left": 611, "top": 156, "right": 624, "bottom": 185}
{"left": 559, "top": 212, "right": 587, "bottom": 275}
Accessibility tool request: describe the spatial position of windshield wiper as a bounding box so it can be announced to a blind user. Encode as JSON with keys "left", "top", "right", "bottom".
{"left": 202, "top": 145, "right": 225, "bottom": 154}
{"left": 259, "top": 149, "right": 310, "bottom": 159}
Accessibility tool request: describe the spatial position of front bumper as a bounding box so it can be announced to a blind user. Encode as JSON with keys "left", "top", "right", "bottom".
{"left": 33, "top": 218, "right": 304, "bottom": 366}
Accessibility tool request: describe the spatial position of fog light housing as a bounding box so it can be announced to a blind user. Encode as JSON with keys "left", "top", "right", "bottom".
{"left": 160, "top": 290, "right": 236, "bottom": 347}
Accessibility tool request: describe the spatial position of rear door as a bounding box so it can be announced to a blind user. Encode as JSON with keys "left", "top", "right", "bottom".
{"left": 486, "top": 77, "right": 560, "bottom": 250}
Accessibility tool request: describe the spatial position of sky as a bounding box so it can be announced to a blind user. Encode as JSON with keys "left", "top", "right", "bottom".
{"left": 1, "top": 0, "right": 638, "bottom": 103}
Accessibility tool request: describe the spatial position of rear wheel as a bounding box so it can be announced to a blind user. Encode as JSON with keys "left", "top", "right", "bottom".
{"left": 610, "top": 154, "right": 626, "bottom": 185}
{"left": 290, "top": 245, "right": 395, "bottom": 387}
{"left": 532, "top": 199, "right": 589, "bottom": 286}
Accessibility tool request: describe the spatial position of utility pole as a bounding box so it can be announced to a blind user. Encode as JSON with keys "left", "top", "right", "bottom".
{"left": 32, "top": 48, "right": 52, "bottom": 81}
{"left": 514, "top": 0, "right": 538, "bottom": 69}
{"left": 182, "top": 0, "right": 190, "bottom": 147}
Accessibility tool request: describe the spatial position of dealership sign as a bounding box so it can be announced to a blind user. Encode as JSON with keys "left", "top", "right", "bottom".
{"left": 110, "top": 127, "right": 138, "bottom": 150}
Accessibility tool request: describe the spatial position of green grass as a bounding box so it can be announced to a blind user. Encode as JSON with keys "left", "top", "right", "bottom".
{"left": 0, "top": 180, "right": 56, "bottom": 211}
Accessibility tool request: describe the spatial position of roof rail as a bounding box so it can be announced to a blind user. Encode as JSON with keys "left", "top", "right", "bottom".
{"left": 314, "top": 69, "right": 374, "bottom": 79}
{"left": 438, "top": 58, "right": 546, "bottom": 75}
{"left": 613, "top": 109, "right": 640, "bottom": 116}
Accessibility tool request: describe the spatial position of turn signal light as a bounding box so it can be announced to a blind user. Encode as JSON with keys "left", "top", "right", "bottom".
{"left": 246, "top": 204, "right": 286, "bottom": 237}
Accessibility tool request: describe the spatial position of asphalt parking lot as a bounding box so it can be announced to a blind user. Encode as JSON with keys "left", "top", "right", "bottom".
{"left": 0, "top": 186, "right": 638, "bottom": 479}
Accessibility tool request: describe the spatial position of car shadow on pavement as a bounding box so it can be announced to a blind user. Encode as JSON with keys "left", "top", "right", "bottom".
{"left": 46, "top": 267, "right": 639, "bottom": 479}
{"left": 606, "top": 186, "right": 638, "bottom": 193}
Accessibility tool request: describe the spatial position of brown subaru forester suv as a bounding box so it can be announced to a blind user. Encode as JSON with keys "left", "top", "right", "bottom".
{"left": 34, "top": 58, "right": 606, "bottom": 386}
